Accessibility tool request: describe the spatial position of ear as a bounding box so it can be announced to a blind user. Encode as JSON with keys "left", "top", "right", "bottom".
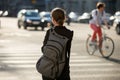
{"left": 52, "top": 18, "right": 56, "bottom": 25}
{"left": 65, "top": 16, "right": 67, "bottom": 22}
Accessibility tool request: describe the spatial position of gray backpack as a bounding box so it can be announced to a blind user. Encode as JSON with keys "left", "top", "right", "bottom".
{"left": 36, "top": 29, "right": 69, "bottom": 79}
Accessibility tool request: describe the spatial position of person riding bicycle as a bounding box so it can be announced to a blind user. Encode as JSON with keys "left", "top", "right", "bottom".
{"left": 89, "top": 2, "right": 110, "bottom": 47}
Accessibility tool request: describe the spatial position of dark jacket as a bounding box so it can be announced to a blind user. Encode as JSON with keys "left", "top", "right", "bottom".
{"left": 41, "top": 26, "right": 73, "bottom": 80}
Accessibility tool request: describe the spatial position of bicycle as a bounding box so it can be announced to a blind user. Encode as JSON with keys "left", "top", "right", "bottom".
{"left": 86, "top": 26, "right": 114, "bottom": 58}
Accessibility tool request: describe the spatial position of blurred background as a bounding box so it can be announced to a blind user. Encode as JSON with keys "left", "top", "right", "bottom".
{"left": 0, "top": 0, "right": 120, "bottom": 17}
{"left": 0, "top": 1, "right": 120, "bottom": 80}
{"left": 1, "top": 0, "right": 120, "bottom": 29}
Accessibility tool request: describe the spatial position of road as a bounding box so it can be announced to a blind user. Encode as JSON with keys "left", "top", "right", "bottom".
{"left": 0, "top": 17, "right": 120, "bottom": 80}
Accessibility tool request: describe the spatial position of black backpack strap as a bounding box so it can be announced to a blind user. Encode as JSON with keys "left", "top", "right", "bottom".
{"left": 95, "top": 10, "right": 104, "bottom": 16}
{"left": 95, "top": 10, "right": 97, "bottom": 15}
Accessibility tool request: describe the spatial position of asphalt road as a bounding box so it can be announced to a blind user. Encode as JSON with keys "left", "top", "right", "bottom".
{"left": 0, "top": 17, "right": 120, "bottom": 80}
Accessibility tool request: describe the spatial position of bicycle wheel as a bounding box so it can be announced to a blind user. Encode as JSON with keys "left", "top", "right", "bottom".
{"left": 86, "top": 35, "right": 96, "bottom": 55}
{"left": 99, "top": 37, "right": 114, "bottom": 58}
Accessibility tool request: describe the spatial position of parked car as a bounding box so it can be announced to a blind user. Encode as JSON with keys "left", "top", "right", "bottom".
{"left": 39, "top": 11, "right": 51, "bottom": 27}
{"left": 111, "top": 11, "right": 120, "bottom": 34}
{"left": 17, "top": 9, "right": 45, "bottom": 30}
{"left": 0, "top": 10, "right": 8, "bottom": 17}
{"left": 68, "top": 12, "right": 79, "bottom": 22}
{"left": 105, "top": 13, "right": 113, "bottom": 25}
{"left": 77, "top": 12, "right": 112, "bottom": 24}
{"left": 77, "top": 12, "right": 90, "bottom": 23}
{"left": 0, "top": 11, "right": 3, "bottom": 16}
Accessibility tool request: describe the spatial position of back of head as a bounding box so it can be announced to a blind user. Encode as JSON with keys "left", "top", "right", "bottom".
{"left": 96, "top": 2, "right": 105, "bottom": 9}
{"left": 51, "top": 8, "right": 66, "bottom": 26}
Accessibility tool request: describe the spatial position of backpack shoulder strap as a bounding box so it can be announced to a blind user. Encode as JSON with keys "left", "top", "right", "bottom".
{"left": 95, "top": 10, "right": 97, "bottom": 15}
{"left": 95, "top": 9, "right": 104, "bottom": 16}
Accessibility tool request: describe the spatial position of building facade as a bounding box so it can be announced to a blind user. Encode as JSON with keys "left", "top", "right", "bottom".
{"left": 44, "top": 0, "right": 120, "bottom": 15}
{"left": 0, "top": 0, "right": 120, "bottom": 17}
{"left": 0, "top": 0, "right": 46, "bottom": 16}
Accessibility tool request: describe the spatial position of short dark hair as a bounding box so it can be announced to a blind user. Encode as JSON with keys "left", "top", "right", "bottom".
{"left": 96, "top": 2, "right": 105, "bottom": 9}
{"left": 51, "top": 8, "right": 66, "bottom": 26}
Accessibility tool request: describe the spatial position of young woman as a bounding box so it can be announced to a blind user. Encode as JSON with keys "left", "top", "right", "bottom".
{"left": 41, "top": 8, "right": 73, "bottom": 80}
{"left": 89, "top": 2, "right": 110, "bottom": 46}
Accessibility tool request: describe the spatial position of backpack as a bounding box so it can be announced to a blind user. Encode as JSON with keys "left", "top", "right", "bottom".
{"left": 36, "top": 28, "right": 69, "bottom": 79}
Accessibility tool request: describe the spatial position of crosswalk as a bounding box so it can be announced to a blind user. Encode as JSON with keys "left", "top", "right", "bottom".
{"left": 0, "top": 52, "right": 120, "bottom": 80}
{"left": 70, "top": 54, "right": 120, "bottom": 80}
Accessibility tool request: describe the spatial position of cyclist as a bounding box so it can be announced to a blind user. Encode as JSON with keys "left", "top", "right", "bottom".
{"left": 89, "top": 2, "right": 110, "bottom": 47}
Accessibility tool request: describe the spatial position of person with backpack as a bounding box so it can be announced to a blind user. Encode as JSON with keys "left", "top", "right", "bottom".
{"left": 36, "top": 8, "right": 73, "bottom": 80}
{"left": 89, "top": 2, "right": 110, "bottom": 47}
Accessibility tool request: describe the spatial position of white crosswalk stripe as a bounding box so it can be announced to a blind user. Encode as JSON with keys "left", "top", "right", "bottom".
{"left": 70, "top": 54, "right": 120, "bottom": 80}
{"left": 0, "top": 52, "right": 120, "bottom": 80}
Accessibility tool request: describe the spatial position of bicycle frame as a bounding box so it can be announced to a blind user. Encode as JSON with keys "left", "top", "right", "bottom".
{"left": 86, "top": 26, "right": 114, "bottom": 58}
{"left": 101, "top": 27, "right": 107, "bottom": 40}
